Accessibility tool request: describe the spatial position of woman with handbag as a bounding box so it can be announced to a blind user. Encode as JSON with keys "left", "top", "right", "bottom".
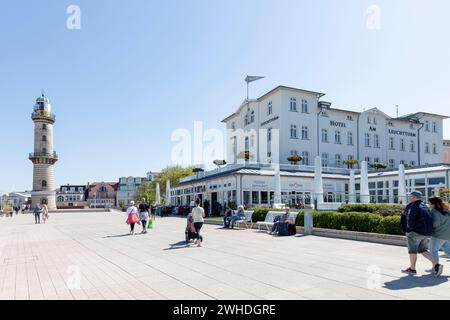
{"left": 126, "top": 201, "right": 140, "bottom": 235}
{"left": 428, "top": 196, "right": 450, "bottom": 276}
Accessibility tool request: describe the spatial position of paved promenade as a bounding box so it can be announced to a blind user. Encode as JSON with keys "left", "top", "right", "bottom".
{"left": 0, "top": 211, "right": 449, "bottom": 300}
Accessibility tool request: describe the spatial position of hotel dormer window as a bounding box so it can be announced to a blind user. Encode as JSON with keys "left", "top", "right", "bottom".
{"left": 290, "top": 98, "right": 297, "bottom": 112}
{"left": 374, "top": 134, "right": 380, "bottom": 148}
{"left": 347, "top": 115, "right": 353, "bottom": 121}
{"left": 250, "top": 110, "right": 255, "bottom": 123}
{"left": 290, "top": 125, "right": 297, "bottom": 139}
{"left": 301, "top": 99, "right": 308, "bottom": 113}
{"left": 347, "top": 132, "right": 353, "bottom": 145}
{"left": 389, "top": 137, "right": 395, "bottom": 150}
{"left": 425, "top": 121, "right": 430, "bottom": 131}
{"left": 367, "top": 117, "right": 371, "bottom": 124}
{"left": 267, "top": 101, "right": 272, "bottom": 115}
{"left": 373, "top": 117, "right": 377, "bottom": 125}
{"left": 322, "top": 129, "right": 328, "bottom": 142}
{"left": 409, "top": 122, "right": 414, "bottom": 130}
{"left": 334, "top": 130, "right": 341, "bottom": 144}
{"left": 231, "top": 122, "right": 235, "bottom": 130}
{"left": 432, "top": 121, "right": 437, "bottom": 133}
{"left": 301, "top": 126, "right": 309, "bottom": 140}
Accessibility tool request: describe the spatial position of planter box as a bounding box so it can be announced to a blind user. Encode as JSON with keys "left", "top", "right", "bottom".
{"left": 204, "top": 219, "right": 407, "bottom": 247}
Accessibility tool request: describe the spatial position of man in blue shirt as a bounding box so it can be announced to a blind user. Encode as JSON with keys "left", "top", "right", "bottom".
{"left": 33, "top": 204, "right": 43, "bottom": 224}
{"left": 400, "top": 190, "right": 442, "bottom": 276}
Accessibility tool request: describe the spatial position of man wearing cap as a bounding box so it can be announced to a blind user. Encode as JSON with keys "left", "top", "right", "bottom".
{"left": 401, "top": 190, "right": 442, "bottom": 276}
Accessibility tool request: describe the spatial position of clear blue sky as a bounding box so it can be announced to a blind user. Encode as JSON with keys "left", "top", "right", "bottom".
{"left": 1, "top": 0, "right": 450, "bottom": 193}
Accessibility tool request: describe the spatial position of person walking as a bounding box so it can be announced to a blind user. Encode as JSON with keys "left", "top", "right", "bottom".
{"left": 126, "top": 201, "right": 140, "bottom": 235}
{"left": 34, "top": 204, "right": 43, "bottom": 224}
{"left": 428, "top": 196, "right": 450, "bottom": 271}
{"left": 42, "top": 203, "right": 49, "bottom": 224}
{"left": 14, "top": 206, "right": 19, "bottom": 215}
{"left": 138, "top": 198, "right": 150, "bottom": 234}
{"left": 400, "top": 191, "right": 443, "bottom": 276}
{"left": 191, "top": 198, "right": 205, "bottom": 247}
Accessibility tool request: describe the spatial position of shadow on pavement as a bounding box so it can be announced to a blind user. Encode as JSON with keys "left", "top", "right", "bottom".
{"left": 164, "top": 241, "right": 191, "bottom": 250}
{"left": 103, "top": 233, "right": 144, "bottom": 238}
{"left": 384, "top": 275, "right": 449, "bottom": 290}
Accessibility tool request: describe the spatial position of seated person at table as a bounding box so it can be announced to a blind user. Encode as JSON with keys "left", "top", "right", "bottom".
{"left": 271, "top": 207, "right": 294, "bottom": 235}
{"left": 231, "top": 206, "right": 246, "bottom": 229}
{"left": 223, "top": 207, "right": 232, "bottom": 228}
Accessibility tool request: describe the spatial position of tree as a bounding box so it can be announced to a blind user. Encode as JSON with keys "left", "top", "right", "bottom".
{"left": 136, "top": 166, "right": 195, "bottom": 204}
{"left": 287, "top": 155, "right": 304, "bottom": 165}
{"left": 343, "top": 159, "right": 359, "bottom": 169}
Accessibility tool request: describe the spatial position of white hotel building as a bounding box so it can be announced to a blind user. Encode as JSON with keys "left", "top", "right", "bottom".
{"left": 171, "top": 86, "right": 449, "bottom": 211}
{"left": 223, "top": 86, "right": 447, "bottom": 169}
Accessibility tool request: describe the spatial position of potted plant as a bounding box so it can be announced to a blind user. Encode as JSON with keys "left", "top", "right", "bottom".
{"left": 343, "top": 159, "right": 359, "bottom": 169}
{"left": 287, "top": 155, "right": 304, "bottom": 165}
{"left": 371, "top": 162, "right": 388, "bottom": 170}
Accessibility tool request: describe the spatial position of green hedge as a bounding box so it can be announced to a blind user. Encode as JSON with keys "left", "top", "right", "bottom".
{"left": 337, "top": 203, "right": 405, "bottom": 216}
{"left": 248, "top": 208, "right": 403, "bottom": 235}
{"left": 302, "top": 211, "right": 402, "bottom": 235}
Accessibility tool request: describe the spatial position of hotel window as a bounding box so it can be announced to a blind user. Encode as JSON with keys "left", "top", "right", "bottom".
{"left": 347, "top": 115, "right": 353, "bottom": 121}
{"left": 425, "top": 121, "right": 430, "bottom": 131}
{"left": 301, "top": 99, "right": 308, "bottom": 113}
{"left": 432, "top": 121, "right": 437, "bottom": 133}
{"left": 322, "top": 153, "right": 329, "bottom": 167}
{"left": 244, "top": 114, "right": 249, "bottom": 126}
{"left": 290, "top": 98, "right": 297, "bottom": 112}
{"left": 374, "top": 134, "right": 380, "bottom": 148}
{"left": 290, "top": 150, "right": 298, "bottom": 156}
{"left": 389, "top": 159, "right": 395, "bottom": 168}
{"left": 267, "top": 101, "right": 272, "bottom": 115}
{"left": 231, "top": 122, "right": 235, "bottom": 130}
{"left": 347, "top": 155, "right": 354, "bottom": 161}
{"left": 400, "top": 138, "right": 405, "bottom": 151}
{"left": 365, "top": 133, "right": 371, "bottom": 147}
{"left": 335, "top": 131, "right": 341, "bottom": 144}
{"left": 389, "top": 137, "right": 395, "bottom": 150}
{"left": 302, "top": 126, "right": 309, "bottom": 140}
{"left": 400, "top": 160, "right": 406, "bottom": 165}
{"left": 290, "top": 125, "right": 297, "bottom": 138}
{"left": 322, "top": 129, "right": 328, "bottom": 142}
{"left": 425, "top": 142, "right": 430, "bottom": 153}
{"left": 374, "top": 157, "right": 380, "bottom": 163}
{"left": 409, "top": 122, "right": 414, "bottom": 130}
{"left": 432, "top": 143, "right": 437, "bottom": 154}
{"left": 267, "top": 128, "right": 272, "bottom": 142}
{"left": 302, "top": 151, "right": 310, "bottom": 165}
{"left": 410, "top": 161, "right": 415, "bottom": 167}
{"left": 347, "top": 132, "right": 353, "bottom": 145}
{"left": 367, "top": 117, "right": 371, "bottom": 124}
{"left": 365, "top": 156, "right": 371, "bottom": 164}
{"left": 373, "top": 117, "right": 377, "bottom": 125}
{"left": 335, "top": 154, "right": 342, "bottom": 167}
{"left": 410, "top": 140, "right": 415, "bottom": 152}
{"left": 250, "top": 110, "right": 255, "bottom": 123}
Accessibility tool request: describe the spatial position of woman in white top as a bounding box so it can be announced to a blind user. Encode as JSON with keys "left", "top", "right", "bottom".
{"left": 191, "top": 198, "right": 205, "bottom": 247}
{"left": 126, "top": 201, "right": 140, "bottom": 235}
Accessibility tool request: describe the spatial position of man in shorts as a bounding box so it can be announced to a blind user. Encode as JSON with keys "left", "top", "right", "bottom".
{"left": 400, "top": 190, "right": 443, "bottom": 276}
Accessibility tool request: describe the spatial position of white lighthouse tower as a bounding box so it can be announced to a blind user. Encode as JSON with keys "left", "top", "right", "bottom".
{"left": 29, "top": 94, "right": 58, "bottom": 210}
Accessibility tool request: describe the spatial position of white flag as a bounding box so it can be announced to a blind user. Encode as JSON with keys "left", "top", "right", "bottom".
{"left": 245, "top": 75, "right": 265, "bottom": 83}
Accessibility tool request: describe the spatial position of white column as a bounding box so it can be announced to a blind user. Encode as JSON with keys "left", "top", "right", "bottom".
{"left": 360, "top": 161, "right": 370, "bottom": 203}
{"left": 165, "top": 179, "right": 171, "bottom": 206}
{"left": 398, "top": 164, "right": 407, "bottom": 204}
{"left": 274, "top": 163, "right": 282, "bottom": 205}
{"left": 314, "top": 156, "right": 324, "bottom": 206}
{"left": 349, "top": 169, "right": 356, "bottom": 203}
{"left": 156, "top": 183, "right": 161, "bottom": 205}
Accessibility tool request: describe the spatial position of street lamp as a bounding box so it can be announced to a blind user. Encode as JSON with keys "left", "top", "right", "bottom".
{"left": 214, "top": 160, "right": 227, "bottom": 213}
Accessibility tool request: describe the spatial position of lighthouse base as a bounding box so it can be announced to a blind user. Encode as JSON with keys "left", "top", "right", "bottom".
{"left": 31, "top": 191, "right": 57, "bottom": 211}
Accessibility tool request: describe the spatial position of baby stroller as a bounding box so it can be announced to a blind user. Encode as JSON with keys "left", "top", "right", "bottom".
{"left": 185, "top": 215, "right": 198, "bottom": 243}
